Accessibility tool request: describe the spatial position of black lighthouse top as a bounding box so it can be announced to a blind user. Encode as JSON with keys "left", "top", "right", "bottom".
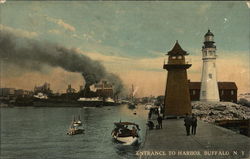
{"left": 204, "top": 29, "right": 214, "bottom": 37}
{"left": 167, "top": 41, "right": 188, "bottom": 56}
{"left": 203, "top": 29, "right": 216, "bottom": 49}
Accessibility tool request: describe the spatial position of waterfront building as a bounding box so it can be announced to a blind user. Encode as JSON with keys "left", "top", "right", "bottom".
{"left": 15, "top": 89, "right": 33, "bottom": 97}
{"left": 94, "top": 80, "right": 113, "bottom": 98}
{"left": 189, "top": 81, "right": 237, "bottom": 103}
{"left": 34, "top": 82, "right": 52, "bottom": 95}
{"left": 0, "top": 88, "right": 15, "bottom": 97}
{"left": 66, "top": 84, "right": 76, "bottom": 94}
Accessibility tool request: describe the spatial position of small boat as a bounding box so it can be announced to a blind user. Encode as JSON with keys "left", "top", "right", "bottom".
{"left": 111, "top": 122, "right": 140, "bottom": 145}
{"left": 67, "top": 116, "right": 84, "bottom": 135}
{"left": 75, "top": 115, "right": 82, "bottom": 126}
{"left": 128, "top": 102, "right": 136, "bottom": 109}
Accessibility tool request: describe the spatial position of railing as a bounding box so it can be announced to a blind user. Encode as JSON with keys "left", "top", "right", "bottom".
{"left": 163, "top": 58, "right": 192, "bottom": 65}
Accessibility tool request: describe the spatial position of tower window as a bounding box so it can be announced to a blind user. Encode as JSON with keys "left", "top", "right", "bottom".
{"left": 221, "top": 90, "right": 224, "bottom": 95}
{"left": 231, "top": 90, "right": 234, "bottom": 95}
{"left": 177, "top": 56, "right": 182, "bottom": 59}
{"left": 209, "top": 73, "right": 212, "bottom": 79}
{"left": 172, "top": 56, "right": 176, "bottom": 59}
{"left": 202, "top": 91, "right": 206, "bottom": 97}
{"left": 193, "top": 90, "right": 196, "bottom": 95}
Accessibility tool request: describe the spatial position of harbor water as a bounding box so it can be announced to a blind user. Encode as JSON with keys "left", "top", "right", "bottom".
{"left": 0, "top": 104, "right": 148, "bottom": 159}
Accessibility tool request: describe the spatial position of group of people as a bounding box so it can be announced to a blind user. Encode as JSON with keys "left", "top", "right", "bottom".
{"left": 184, "top": 113, "right": 197, "bottom": 136}
{"left": 147, "top": 107, "right": 198, "bottom": 136}
{"left": 148, "top": 107, "right": 159, "bottom": 119}
{"left": 147, "top": 115, "right": 163, "bottom": 129}
{"left": 147, "top": 107, "right": 163, "bottom": 129}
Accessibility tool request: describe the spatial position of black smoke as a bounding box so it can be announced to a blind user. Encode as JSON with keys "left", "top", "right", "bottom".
{"left": 0, "top": 30, "right": 124, "bottom": 95}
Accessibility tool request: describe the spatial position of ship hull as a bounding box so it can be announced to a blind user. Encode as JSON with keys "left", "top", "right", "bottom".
{"left": 33, "top": 99, "right": 116, "bottom": 107}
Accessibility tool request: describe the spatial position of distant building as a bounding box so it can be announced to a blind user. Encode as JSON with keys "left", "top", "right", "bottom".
{"left": 189, "top": 81, "right": 238, "bottom": 103}
{"left": 79, "top": 85, "right": 84, "bottom": 92}
{"left": 15, "top": 89, "right": 33, "bottom": 97}
{"left": 34, "top": 82, "right": 52, "bottom": 95}
{"left": 66, "top": 84, "right": 76, "bottom": 94}
{"left": 0, "top": 88, "right": 15, "bottom": 97}
{"left": 94, "top": 80, "right": 113, "bottom": 98}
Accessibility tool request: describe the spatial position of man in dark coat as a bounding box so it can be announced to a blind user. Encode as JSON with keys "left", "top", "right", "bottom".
{"left": 157, "top": 115, "right": 163, "bottom": 129}
{"left": 191, "top": 114, "right": 197, "bottom": 135}
{"left": 184, "top": 113, "right": 192, "bottom": 136}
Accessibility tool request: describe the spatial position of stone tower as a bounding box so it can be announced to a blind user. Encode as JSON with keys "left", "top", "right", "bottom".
{"left": 163, "top": 41, "right": 192, "bottom": 116}
{"left": 200, "top": 30, "right": 220, "bottom": 102}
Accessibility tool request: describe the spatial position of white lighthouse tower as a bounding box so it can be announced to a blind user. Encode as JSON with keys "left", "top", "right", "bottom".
{"left": 200, "top": 30, "right": 220, "bottom": 102}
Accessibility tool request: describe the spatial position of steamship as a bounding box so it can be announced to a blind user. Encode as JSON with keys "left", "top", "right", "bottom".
{"left": 32, "top": 81, "right": 117, "bottom": 107}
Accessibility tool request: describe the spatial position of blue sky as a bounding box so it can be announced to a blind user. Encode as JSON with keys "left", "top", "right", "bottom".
{"left": 1, "top": 1, "right": 249, "bottom": 96}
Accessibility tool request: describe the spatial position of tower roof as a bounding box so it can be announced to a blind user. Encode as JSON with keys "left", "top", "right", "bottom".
{"left": 204, "top": 29, "right": 214, "bottom": 37}
{"left": 167, "top": 41, "right": 188, "bottom": 56}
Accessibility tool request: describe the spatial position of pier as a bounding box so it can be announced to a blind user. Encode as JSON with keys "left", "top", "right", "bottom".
{"left": 139, "top": 118, "right": 250, "bottom": 159}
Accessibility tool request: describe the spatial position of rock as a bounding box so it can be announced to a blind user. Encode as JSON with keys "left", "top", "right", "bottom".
{"left": 212, "top": 106, "right": 227, "bottom": 111}
{"left": 195, "top": 106, "right": 202, "bottom": 110}
{"left": 209, "top": 112, "right": 215, "bottom": 116}
{"left": 232, "top": 112, "right": 239, "bottom": 118}
{"left": 192, "top": 101, "right": 250, "bottom": 123}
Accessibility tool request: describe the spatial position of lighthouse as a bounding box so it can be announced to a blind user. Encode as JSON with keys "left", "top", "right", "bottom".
{"left": 200, "top": 30, "right": 220, "bottom": 102}
{"left": 163, "top": 41, "right": 192, "bottom": 116}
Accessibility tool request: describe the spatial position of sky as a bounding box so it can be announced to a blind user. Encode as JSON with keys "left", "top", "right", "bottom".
{"left": 0, "top": 1, "right": 249, "bottom": 97}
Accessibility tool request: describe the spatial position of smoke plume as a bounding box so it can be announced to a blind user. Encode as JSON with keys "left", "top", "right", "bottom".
{"left": 0, "top": 30, "right": 123, "bottom": 95}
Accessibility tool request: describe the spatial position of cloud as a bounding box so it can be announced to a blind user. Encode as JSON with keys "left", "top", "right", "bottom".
{"left": 2, "top": 68, "right": 83, "bottom": 93}
{"left": 0, "top": 24, "right": 38, "bottom": 38}
{"left": 197, "top": 3, "right": 211, "bottom": 14}
{"left": 175, "top": 28, "right": 184, "bottom": 34}
{"left": 46, "top": 16, "right": 75, "bottom": 32}
{"left": 81, "top": 51, "right": 249, "bottom": 96}
{"left": 78, "top": 50, "right": 165, "bottom": 72}
{"left": 246, "top": 1, "right": 250, "bottom": 8}
{"left": 0, "top": 0, "right": 6, "bottom": 4}
{"left": 48, "top": 29, "right": 61, "bottom": 35}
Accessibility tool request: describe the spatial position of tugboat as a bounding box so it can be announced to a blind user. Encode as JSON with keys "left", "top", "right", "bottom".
{"left": 67, "top": 116, "right": 84, "bottom": 135}
{"left": 111, "top": 121, "right": 140, "bottom": 145}
{"left": 128, "top": 85, "right": 137, "bottom": 109}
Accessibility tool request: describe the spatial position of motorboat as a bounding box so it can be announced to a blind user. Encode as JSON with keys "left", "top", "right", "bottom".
{"left": 111, "top": 122, "right": 140, "bottom": 145}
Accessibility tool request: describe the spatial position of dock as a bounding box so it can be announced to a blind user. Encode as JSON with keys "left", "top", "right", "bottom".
{"left": 138, "top": 118, "right": 250, "bottom": 159}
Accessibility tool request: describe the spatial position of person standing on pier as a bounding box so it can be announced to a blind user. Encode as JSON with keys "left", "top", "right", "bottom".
{"left": 148, "top": 110, "right": 152, "bottom": 119}
{"left": 184, "top": 114, "right": 192, "bottom": 136}
{"left": 191, "top": 114, "right": 197, "bottom": 135}
{"left": 157, "top": 115, "right": 163, "bottom": 129}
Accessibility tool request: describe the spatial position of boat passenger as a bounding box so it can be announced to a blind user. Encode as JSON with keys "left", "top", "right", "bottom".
{"left": 132, "top": 126, "right": 137, "bottom": 138}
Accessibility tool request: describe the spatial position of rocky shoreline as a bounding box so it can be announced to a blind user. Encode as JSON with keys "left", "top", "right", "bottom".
{"left": 192, "top": 101, "right": 250, "bottom": 123}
